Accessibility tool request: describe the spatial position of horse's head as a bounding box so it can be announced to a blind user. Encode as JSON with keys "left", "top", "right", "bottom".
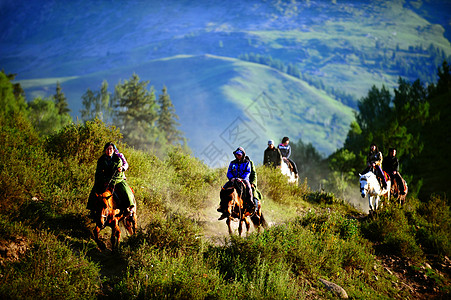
{"left": 359, "top": 173, "right": 369, "bottom": 198}
{"left": 95, "top": 190, "right": 113, "bottom": 228}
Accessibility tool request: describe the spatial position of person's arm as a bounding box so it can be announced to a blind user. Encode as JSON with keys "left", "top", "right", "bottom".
{"left": 117, "top": 152, "right": 129, "bottom": 171}
{"left": 241, "top": 162, "right": 251, "bottom": 181}
{"left": 227, "top": 162, "right": 234, "bottom": 180}
{"left": 286, "top": 145, "right": 291, "bottom": 159}
{"left": 276, "top": 149, "right": 282, "bottom": 167}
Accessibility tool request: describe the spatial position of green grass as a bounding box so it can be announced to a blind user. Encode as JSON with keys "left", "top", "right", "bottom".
{"left": 1, "top": 95, "right": 450, "bottom": 298}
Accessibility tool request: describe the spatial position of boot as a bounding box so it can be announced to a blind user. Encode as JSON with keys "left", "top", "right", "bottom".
{"left": 254, "top": 198, "right": 259, "bottom": 213}
{"left": 218, "top": 212, "right": 229, "bottom": 220}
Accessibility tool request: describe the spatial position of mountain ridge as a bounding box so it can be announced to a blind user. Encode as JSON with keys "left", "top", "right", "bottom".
{"left": 2, "top": 0, "right": 450, "bottom": 162}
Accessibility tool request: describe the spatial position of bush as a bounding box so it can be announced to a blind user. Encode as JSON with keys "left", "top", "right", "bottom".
{"left": 0, "top": 231, "right": 100, "bottom": 300}
{"left": 415, "top": 195, "right": 451, "bottom": 257}
{"left": 361, "top": 207, "right": 423, "bottom": 261}
{"left": 45, "top": 119, "right": 122, "bottom": 165}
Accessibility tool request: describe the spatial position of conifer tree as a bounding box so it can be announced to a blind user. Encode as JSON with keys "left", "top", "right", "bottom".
{"left": 0, "top": 71, "right": 27, "bottom": 119}
{"left": 157, "top": 86, "right": 182, "bottom": 145}
{"left": 80, "top": 80, "right": 114, "bottom": 123}
{"left": 114, "top": 73, "right": 159, "bottom": 150}
{"left": 53, "top": 81, "right": 71, "bottom": 115}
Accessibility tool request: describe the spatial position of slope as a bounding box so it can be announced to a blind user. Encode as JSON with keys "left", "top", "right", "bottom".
{"left": 20, "top": 54, "right": 354, "bottom": 163}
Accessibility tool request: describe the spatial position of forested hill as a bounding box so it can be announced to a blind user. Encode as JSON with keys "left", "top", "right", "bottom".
{"left": 1, "top": 0, "right": 451, "bottom": 162}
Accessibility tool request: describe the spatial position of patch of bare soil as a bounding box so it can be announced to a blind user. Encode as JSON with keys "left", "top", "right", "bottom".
{"left": 378, "top": 254, "right": 451, "bottom": 299}
{"left": 0, "top": 236, "right": 30, "bottom": 265}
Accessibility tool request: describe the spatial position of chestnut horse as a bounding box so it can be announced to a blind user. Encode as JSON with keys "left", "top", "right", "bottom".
{"left": 390, "top": 174, "right": 408, "bottom": 206}
{"left": 219, "top": 179, "right": 268, "bottom": 236}
{"left": 93, "top": 187, "right": 137, "bottom": 250}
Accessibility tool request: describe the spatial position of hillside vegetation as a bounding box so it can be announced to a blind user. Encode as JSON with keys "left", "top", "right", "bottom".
{"left": 0, "top": 76, "right": 450, "bottom": 299}
{"left": 2, "top": 0, "right": 451, "bottom": 159}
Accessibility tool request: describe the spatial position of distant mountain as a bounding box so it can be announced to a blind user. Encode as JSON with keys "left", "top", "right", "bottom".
{"left": 1, "top": 0, "right": 450, "bottom": 164}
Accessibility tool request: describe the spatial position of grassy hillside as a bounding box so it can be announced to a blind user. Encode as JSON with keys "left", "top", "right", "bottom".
{"left": 20, "top": 55, "right": 355, "bottom": 163}
{"left": 0, "top": 118, "right": 450, "bottom": 299}
{"left": 2, "top": 0, "right": 451, "bottom": 161}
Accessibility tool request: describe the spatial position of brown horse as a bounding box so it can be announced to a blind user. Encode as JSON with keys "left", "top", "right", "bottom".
{"left": 92, "top": 187, "right": 137, "bottom": 250}
{"left": 390, "top": 174, "right": 408, "bottom": 206}
{"left": 219, "top": 179, "right": 268, "bottom": 236}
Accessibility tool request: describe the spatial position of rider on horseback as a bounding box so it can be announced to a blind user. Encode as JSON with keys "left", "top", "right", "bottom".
{"left": 218, "top": 147, "right": 254, "bottom": 220}
{"left": 362, "top": 143, "right": 387, "bottom": 189}
{"left": 382, "top": 147, "right": 406, "bottom": 195}
{"left": 86, "top": 142, "right": 135, "bottom": 220}
{"left": 278, "top": 137, "right": 299, "bottom": 179}
{"left": 263, "top": 140, "right": 282, "bottom": 168}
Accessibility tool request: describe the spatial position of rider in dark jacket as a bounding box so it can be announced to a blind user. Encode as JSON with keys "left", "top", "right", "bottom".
{"left": 263, "top": 140, "right": 282, "bottom": 168}
{"left": 382, "top": 148, "right": 406, "bottom": 194}
{"left": 363, "top": 143, "right": 387, "bottom": 189}
{"left": 87, "top": 142, "right": 135, "bottom": 219}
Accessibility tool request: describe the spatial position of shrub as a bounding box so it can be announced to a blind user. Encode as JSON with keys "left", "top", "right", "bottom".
{"left": 116, "top": 246, "right": 224, "bottom": 299}
{"left": 0, "top": 231, "right": 100, "bottom": 300}
{"left": 127, "top": 212, "right": 203, "bottom": 255}
{"left": 361, "top": 207, "right": 423, "bottom": 261}
{"left": 45, "top": 119, "right": 122, "bottom": 165}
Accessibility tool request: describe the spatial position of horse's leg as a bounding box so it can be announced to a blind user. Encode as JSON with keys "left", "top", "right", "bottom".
{"left": 111, "top": 221, "right": 121, "bottom": 251}
{"left": 375, "top": 195, "right": 380, "bottom": 211}
{"left": 238, "top": 219, "right": 243, "bottom": 237}
{"left": 368, "top": 195, "right": 373, "bottom": 212}
{"left": 93, "top": 226, "right": 106, "bottom": 251}
{"left": 245, "top": 217, "right": 251, "bottom": 236}
{"left": 226, "top": 218, "right": 233, "bottom": 235}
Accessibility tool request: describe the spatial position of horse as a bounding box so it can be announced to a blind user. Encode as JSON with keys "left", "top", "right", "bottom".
{"left": 390, "top": 174, "right": 408, "bottom": 206}
{"left": 359, "top": 171, "right": 391, "bottom": 214}
{"left": 219, "top": 179, "right": 268, "bottom": 236}
{"left": 92, "top": 187, "right": 137, "bottom": 251}
{"left": 281, "top": 159, "right": 298, "bottom": 184}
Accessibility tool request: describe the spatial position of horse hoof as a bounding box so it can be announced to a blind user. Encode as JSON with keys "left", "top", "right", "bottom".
{"left": 218, "top": 214, "right": 228, "bottom": 220}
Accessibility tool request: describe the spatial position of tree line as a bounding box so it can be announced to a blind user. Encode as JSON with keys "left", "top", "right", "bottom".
{"left": 289, "top": 61, "right": 451, "bottom": 200}
{"left": 1, "top": 71, "right": 184, "bottom": 154}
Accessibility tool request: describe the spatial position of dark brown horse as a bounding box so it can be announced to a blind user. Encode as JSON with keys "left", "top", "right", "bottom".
{"left": 93, "top": 187, "right": 137, "bottom": 250}
{"left": 390, "top": 174, "right": 408, "bottom": 206}
{"left": 219, "top": 179, "right": 268, "bottom": 236}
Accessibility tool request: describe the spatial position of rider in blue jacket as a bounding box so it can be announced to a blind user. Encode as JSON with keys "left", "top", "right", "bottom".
{"left": 218, "top": 147, "right": 254, "bottom": 220}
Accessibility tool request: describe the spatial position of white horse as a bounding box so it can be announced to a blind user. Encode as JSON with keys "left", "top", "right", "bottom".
{"left": 281, "top": 160, "right": 298, "bottom": 184}
{"left": 359, "top": 171, "right": 390, "bottom": 212}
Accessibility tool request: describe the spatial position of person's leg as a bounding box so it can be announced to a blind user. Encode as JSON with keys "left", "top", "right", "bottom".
{"left": 288, "top": 158, "right": 298, "bottom": 175}
{"left": 376, "top": 166, "right": 387, "bottom": 188}
{"left": 218, "top": 181, "right": 232, "bottom": 213}
{"left": 244, "top": 180, "right": 254, "bottom": 209}
{"left": 86, "top": 188, "right": 96, "bottom": 210}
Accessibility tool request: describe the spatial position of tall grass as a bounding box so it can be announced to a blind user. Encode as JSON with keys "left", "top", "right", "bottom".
{"left": 1, "top": 119, "right": 450, "bottom": 299}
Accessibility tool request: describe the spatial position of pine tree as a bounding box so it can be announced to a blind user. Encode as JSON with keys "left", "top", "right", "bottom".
{"left": 80, "top": 80, "right": 114, "bottom": 123}
{"left": 157, "top": 86, "right": 182, "bottom": 145}
{"left": 53, "top": 82, "right": 70, "bottom": 115}
{"left": 0, "top": 71, "right": 27, "bottom": 118}
{"left": 114, "top": 73, "right": 159, "bottom": 150}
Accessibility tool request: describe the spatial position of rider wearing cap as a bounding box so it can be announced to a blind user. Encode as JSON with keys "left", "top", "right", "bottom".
{"left": 218, "top": 147, "right": 254, "bottom": 220}
{"left": 263, "top": 140, "right": 282, "bottom": 168}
